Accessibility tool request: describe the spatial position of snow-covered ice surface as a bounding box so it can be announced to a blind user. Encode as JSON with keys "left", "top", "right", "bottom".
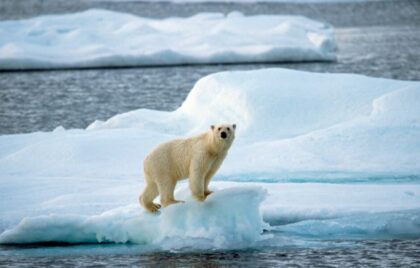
{"left": 0, "top": 9, "right": 336, "bottom": 70}
{"left": 87, "top": 68, "right": 420, "bottom": 178}
{"left": 1, "top": 68, "right": 420, "bottom": 253}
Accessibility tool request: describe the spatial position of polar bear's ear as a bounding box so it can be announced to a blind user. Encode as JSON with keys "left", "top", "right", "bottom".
{"left": 232, "top": 124, "right": 236, "bottom": 130}
{"left": 211, "top": 125, "right": 215, "bottom": 130}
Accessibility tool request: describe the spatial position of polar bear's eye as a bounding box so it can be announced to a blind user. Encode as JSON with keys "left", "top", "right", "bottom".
{"left": 218, "top": 127, "right": 221, "bottom": 131}
{"left": 227, "top": 127, "right": 230, "bottom": 131}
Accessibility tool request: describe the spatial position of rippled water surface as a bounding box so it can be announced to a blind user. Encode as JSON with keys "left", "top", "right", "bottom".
{"left": 1, "top": 239, "right": 420, "bottom": 267}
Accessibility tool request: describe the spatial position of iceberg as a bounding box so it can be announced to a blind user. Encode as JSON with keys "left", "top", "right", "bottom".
{"left": 1, "top": 68, "right": 420, "bottom": 249}
{"left": 0, "top": 9, "right": 336, "bottom": 70}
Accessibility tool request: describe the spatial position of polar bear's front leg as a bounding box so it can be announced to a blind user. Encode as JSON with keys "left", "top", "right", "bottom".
{"left": 204, "top": 171, "right": 215, "bottom": 197}
{"left": 204, "top": 157, "right": 224, "bottom": 196}
{"left": 189, "top": 160, "right": 207, "bottom": 202}
{"left": 189, "top": 173, "right": 206, "bottom": 202}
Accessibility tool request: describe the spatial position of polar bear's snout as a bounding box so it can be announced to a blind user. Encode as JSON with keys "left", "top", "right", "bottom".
{"left": 221, "top": 131, "right": 227, "bottom": 139}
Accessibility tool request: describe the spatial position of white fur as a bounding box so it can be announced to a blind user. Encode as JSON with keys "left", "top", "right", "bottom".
{"left": 140, "top": 124, "right": 236, "bottom": 212}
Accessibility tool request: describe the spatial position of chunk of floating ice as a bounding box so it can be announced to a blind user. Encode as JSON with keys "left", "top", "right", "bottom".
{"left": 0, "top": 9, "right": 336, "bottom": 70}
{"left": 0, "top": 187, "right": 268, "bottom": 249}
{"left": 275, "top": 209, "right": 420, "bottom": 239}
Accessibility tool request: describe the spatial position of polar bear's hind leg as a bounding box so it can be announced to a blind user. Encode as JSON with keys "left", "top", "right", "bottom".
{"left": 157, "top": 178, "right": 183, "bottom": 208}
{"left": 139, "top": 180, "right": 161, "bottom": 213}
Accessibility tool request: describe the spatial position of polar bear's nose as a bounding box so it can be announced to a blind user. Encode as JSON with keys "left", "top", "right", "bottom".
{"left": 221, "top": 131, "right": 227, "bottom": 139}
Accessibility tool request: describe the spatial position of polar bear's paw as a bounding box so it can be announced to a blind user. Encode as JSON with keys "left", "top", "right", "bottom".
{"left": 146, "top": 203, "right": 161, "bottom": 213}
{"left": 162, "top": 199, "right": 184, "bottom": 208}
{"left": 193, "top": 194, "right": 207, "bottom": 202}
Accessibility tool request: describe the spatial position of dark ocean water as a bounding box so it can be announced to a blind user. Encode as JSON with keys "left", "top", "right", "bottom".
{"left": 1, "top": 0, "right": 420, "bottom": 267}
{"left": 1, "top": 239, "right": 420, "bottom": 267}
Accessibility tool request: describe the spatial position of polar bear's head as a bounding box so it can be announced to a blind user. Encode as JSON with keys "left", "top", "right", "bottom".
{"left": 210, "top": 124, "right": 236, "bottom": 147}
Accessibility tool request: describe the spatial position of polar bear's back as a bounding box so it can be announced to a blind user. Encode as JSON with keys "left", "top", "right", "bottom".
{"left": 144, "top": 134, "right": 207, "bottom": 181}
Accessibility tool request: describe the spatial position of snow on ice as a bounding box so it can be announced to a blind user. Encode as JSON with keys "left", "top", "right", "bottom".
{"left": 0, "top": 9, "right": 336, "bottom": 70}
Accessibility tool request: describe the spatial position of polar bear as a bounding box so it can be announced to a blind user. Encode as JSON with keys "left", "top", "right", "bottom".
{"left": 139, "top": 124, "right": 236, "bottom": 212}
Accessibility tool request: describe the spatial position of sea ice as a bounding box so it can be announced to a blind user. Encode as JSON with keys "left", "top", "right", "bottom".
{"left": 56, "top": 68, "right": 420, "bottom": 177}
{"left": 276, "top": 209, "right": 420, "bottom": 239}
{"left": 1, "top": 181, "right": 419, "bottom": 246}
{"left": 0, "top": 187, "right": 268, "bottom": 249}
{"left": 1, "top": 68, "right": 419, "bottom": 248}
{"left": 0, "top": 68, "right": 419, "bottom": 184}
{"left": 0, "top": 9, "right": 336, "bottom": 70}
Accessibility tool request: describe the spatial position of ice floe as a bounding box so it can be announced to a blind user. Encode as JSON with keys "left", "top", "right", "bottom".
{"left": 2, "top": 68, "right": 419, "bottom": 179}
{"left": 0, "top": 9, "right": 336, "bottom": 70}
{"left": 0, "top": 187, "right": 268, "bottom": 248}
{"left": 1, "top": 182, "right": 419, "bottom": 247}
{"left": 1, "top": 68, "right": 419, "bottom": 248}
